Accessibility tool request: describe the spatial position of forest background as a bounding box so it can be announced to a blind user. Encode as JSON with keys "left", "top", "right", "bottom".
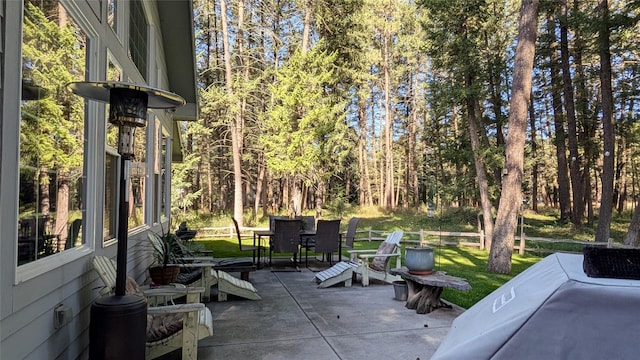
{"left": 172, "top": 0, "right": 640, "bottom": 274}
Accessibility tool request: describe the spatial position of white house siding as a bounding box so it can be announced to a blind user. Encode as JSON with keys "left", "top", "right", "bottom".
{"left": 0, "top": 1, "right": 196, "bottom": 359}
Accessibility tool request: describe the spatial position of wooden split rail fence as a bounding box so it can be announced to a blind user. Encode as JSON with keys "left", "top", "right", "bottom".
{"left": 194, "top": 224, "right": 634, "bottom": 256}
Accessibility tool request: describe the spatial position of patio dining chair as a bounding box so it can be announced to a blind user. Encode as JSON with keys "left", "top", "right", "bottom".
{"left": 233, "top": 217, "right": 264, "bottom": 266}
{"left": 302, "top": 219, "right": 341, "bottom": 267}
{"left": 295, "top": 215, "right": 316, "bottom": 232}
{"left": 342, "top": 217, "right": 360, "bottom": 250}
{"left": 270, "top": 218, "right": 302, "bottom": 269}
{"left": 268, "top": 215, "right": 289, "bottom": 231}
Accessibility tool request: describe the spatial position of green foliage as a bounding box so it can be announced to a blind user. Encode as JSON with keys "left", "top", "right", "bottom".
{"left": 262, "top": 43, "right": 349, "bottom": 182}
{"left": 171, "top": 153, "right": 203, "bottom": 226}
{"left": 326, "top": 192, "right": 350, "bottom": 218}
{"left": 438, "top": 247, "right": 541, "bottom": 308}
{"left": 21, "top": 3, "right": 85, "bottom": 176}
{"left": 149, "top": 231, "right": 182, "bottom": 268}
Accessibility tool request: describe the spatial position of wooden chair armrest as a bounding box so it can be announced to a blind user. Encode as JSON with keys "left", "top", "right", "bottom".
{"left": 143, "top": 286, "right": 204, "bottom": 297}
{"left": 357, "top": 253, "right": 400, "bottom": 259}
{"left": 346, "top": 249, "right": 376, "bottom": 255}
{"left": 175, "top": 256, "right": 216, "bottom": 262}
{"left": 147, "top": 303, "right": 204, "bottom": 315}
{"left": 169, "top": 262, "right": 214, "bottom": 268}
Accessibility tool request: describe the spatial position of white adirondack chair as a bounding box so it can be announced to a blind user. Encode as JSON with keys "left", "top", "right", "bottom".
{"left": 349, "top": 230, "right": 404, "bottom": 286}
{"left": 314, "top": 230, "right": 404, "bottom": 287}
{"left": 91, "top": 256, "right": 214, "bottom": 360}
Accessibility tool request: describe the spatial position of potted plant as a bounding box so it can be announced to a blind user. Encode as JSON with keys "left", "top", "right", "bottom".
{"left": 148, "top": 231, "right": 182, "bottom": 285}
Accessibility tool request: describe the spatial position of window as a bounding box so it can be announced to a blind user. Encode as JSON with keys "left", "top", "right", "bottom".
{"left": 159, "top": 134, "right": 169, "bottom": 221}
{"left": 104, "top": 150, "right": 119, "bottom": 241}
{"left": 153, "top": 121, "right": 168, "bottom": 223}
{"left": 104, "top": 54, "right": 121, "bottom": 241}
{"left": 127, "top": 120, "right": 147, "bottom": 229}
{"left": 129, "top": 0, "right": 147, "bottom": 80}
{"left": 19, "top": 1, "right": 87, "bottom": 265}
{"left": 107, "top": 0, "right": 117, "bottom": 31}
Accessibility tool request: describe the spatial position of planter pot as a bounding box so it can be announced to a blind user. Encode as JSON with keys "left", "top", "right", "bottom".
{"left": 405, "top": 246, "right": 434, "bottom": 275}
{"left": 149, "top": 265, "right": 180, "bottom": 285}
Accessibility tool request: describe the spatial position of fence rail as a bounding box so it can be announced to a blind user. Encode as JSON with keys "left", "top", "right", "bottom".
{"left": 193, "top": 223, "right": 635, "bottom": 255}
{"left": 194, "top": 225, "right": 487, "bottom": 249}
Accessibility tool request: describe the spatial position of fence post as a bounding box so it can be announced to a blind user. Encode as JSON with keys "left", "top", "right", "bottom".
{"left": 368, "top": 228, "right": 372, "bottom": 241}
{"left": 420, "top": 229, "right": 424, "bottom": 246}
{"left": 479, "top": 230, "right": 485, "bottom": 250}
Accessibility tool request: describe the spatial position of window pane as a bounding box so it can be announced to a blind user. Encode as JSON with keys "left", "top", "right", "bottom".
{"left": 104, "top": 152, "right": 118, "bottom": 240}
{"left": 107, "top": 0, "right": 117, "bottom": 31}
{"left": 19, "top": 2, "right": 87, "bottom": 264}
{"left": 104, "top": 54, "right": 121, "bottom": 241}
{"left": 160, "top": 135, "right": 168, "bottom": 221}
{"left": 129, "top": 0, "right": 147, "bottom": 80}
{"left": 128, "top": 128, "right": 147, "bottom": 229}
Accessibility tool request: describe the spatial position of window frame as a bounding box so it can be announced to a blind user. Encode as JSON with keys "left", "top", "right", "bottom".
{"left": 15, "top": 0, "right": 98, "bottom": 283}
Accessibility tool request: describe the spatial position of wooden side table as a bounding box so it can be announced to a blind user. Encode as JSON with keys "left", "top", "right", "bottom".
{"left": 390, "top": 267, "right": 471, "bottom": 314}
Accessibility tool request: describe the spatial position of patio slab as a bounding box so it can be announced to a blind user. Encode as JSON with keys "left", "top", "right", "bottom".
{"left": 160, "top": 262, "right": 464, "bottom": 359}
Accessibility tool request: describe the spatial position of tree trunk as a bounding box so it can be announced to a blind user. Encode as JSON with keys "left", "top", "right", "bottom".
{"left": 488, "top": 0, "right": 539, "bottom": 274}
{"left": 383, "top": 28, "right": 394, "bottom": 209}
{"left": 466, "top": 92, "right": 494, "bottom": 251}
{"left": 39, "top": 166, "right": 50, "bottom": 216}
{"left": 54, "top": 175, "right": 70, "bottom": 251}
{"left": 571, "top": 0, "right": 593, "bottom": 225}
{"left": 624, "top": 196, "right": 640, "bottom": 247}
{"left": 409, "top": 70, "right": 420, "bottom": 207}
{"left": 301, "top": 0, "right": 312, "bottom": 53}
{"left": 220, "top": 0, "right": 245, "bottom": 225}
{"left": 595, "top": 0, "right": 614, "bottom": 243}
{"left": 254, "top": 155, "right": 266, "bottom": 218}
{"left": 316, "top": 178, "right": 325, "bottom": 219}
{"left": 560, "top": 0, "right": 584, "bottom": 226}
{"left": 616, "top": 120, "right": 628, "bottom": 214}
{"left": 357, "top": 96, "right": 369, "bottom": 205}
{"left": 486, "top": 38, "right": 506, "bottom": 189}
{"left": 547, "top": 8, "right": 572, "bottom": 221}
{"left": 528, "top": 92, "right": 538, "bottom": 213}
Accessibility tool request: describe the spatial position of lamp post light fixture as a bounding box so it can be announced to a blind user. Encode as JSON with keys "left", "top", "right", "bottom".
{"left": 68, "top": 81, "right": 184, "bottom": 359}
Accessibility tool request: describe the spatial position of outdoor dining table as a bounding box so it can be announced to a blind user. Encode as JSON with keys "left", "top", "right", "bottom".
{"left": 252, "top": 229, "right": 272, "bottom": 269}
{"left": 252, "top": 229, "right": 317, "bottom": 269}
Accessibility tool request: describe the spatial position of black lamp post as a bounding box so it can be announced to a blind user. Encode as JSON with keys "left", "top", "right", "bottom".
{"left": 68, "top": 81, "right": 184, "bottom": 359}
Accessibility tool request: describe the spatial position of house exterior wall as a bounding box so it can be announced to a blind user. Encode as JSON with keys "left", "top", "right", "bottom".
{"left": 0, "top": 1, "right": 195, "bottom": 359}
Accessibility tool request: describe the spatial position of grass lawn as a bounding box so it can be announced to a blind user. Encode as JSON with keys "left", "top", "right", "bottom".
{"left": 435, "top": 247, "right": 541, "bottom": 308}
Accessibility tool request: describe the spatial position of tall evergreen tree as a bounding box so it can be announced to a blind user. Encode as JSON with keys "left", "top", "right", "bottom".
{"left": 488, "top": 0, "right": 539, "bottom": 274}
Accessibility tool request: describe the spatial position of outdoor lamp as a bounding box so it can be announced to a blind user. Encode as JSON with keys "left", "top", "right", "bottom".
{"left": 68, "top": 81, "right": 184, "bottom": 360}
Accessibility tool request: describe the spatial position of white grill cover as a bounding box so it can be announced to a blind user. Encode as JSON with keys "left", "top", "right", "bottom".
{"left": 432, "top": 253, "right": 640, "bottom": 359}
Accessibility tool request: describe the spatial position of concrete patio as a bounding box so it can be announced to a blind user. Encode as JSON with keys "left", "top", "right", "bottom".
{"left": 160, "top": 261, "right": 464, "bottom": 359}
